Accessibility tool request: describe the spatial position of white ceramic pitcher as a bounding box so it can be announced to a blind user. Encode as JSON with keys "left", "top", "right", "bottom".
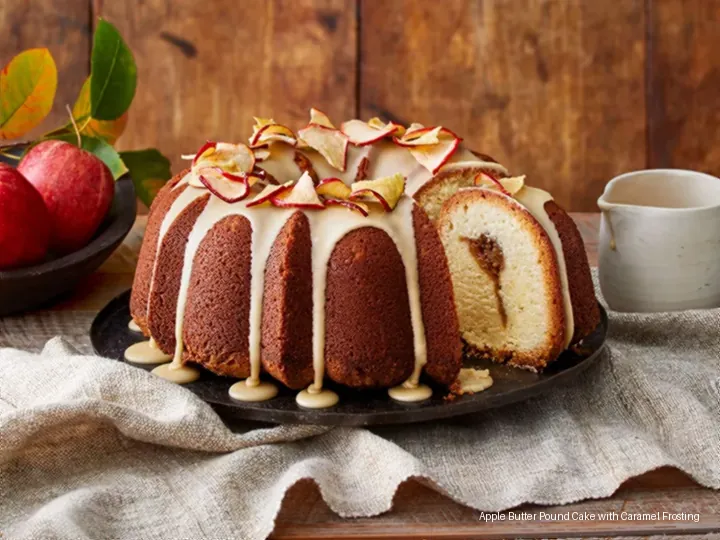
{"left": 597, "top": 169, "right": 720, "bottom": 312}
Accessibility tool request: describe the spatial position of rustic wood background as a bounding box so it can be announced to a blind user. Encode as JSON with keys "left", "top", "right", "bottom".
{"left": 2, "top": 0, "right": 719, "bottom": 211}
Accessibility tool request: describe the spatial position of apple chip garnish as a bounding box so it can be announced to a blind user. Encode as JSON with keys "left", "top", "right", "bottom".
{"left": 246, "top": 181, "right": 293, "bottom": 208}
{"left": 409, "top": 136, "right": 460, "bottom": 174}
{"left": 198, "top": 167, "right": 252, "bottom": 203}
{"left": 395, "top": 126, "right": 461, "bottom": 174}
{"left": 253, "top": 146, "right": 271, "bottom": 161}
{"left": 180, "top": 141, "right": 215, "bottom": 163}
{"left": 271, "top": 171, "right": 325, "bottom": 209}
{"left": 190, "top": 141, "right": 256, "bottom": 174}
{"left": 325, "top": 199, "right": 369, "bottom": 217}
{"left": 253, "top": 117, "right": 276, "bottom": 128}
{"left": 187, "top": 172, "right": 204, "bottom": 188}
{"left": 309, "top": 107, "right": 335, "bottom": 128}
{"left": 368, "top": 117, "right": 405, "bottom": 137}
{"left": 316, "top": 177, "right": 351, "bottom": 200}
{"left": 249, "top": 123, "right": 297, "bottom": 147}
{"left": 349, "top": 173, "right": 405, "bottom": 212}
{"left": 393, "top": 125, "right": 443, "bottom": 147}
{"left": 475, "top": 173, "right": 525, "bottom": 196}
{"left": 340, "top": 119, "right": 401, "bottom": 146}
{"left": 297, "top": 124, "right": 349, "bottom": 171}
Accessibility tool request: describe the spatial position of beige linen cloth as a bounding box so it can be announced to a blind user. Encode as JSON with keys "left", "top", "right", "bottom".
{"left": 2, "top": 288, "right": 720, "bottom": 539}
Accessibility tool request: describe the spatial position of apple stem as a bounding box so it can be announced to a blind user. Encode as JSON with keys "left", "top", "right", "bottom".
{"left": 0, "top": 151, "right": 20, "bottom": 161}
{"left": 65, "top": 104, "right": 82, "bottom": 147}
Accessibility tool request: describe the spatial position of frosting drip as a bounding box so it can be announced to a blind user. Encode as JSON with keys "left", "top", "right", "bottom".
{"left": 513, "top": 186, "right": 575, "bottom": 347}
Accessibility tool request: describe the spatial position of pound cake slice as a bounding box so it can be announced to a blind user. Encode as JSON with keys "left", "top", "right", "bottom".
{"left": 436, "top": 178, "right": 599, "bottom": 371}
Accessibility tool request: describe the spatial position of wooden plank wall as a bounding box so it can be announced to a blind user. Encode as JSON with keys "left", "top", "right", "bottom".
{"left": 2, "top": 0, "right": 719, "bottom": 211}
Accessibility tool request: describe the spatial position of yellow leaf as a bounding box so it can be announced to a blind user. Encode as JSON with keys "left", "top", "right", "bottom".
{"left": 72, "top": 77, "right": 128, "bottom": 144}
{"left": 0, "top": 48, "right": 58, "bottom": 139}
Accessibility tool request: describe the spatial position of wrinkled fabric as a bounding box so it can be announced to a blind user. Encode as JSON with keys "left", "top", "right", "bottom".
{"left": 1, "top": 296, "right": 720, "bottom": 539}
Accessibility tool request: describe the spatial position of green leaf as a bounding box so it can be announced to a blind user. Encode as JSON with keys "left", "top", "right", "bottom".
{"left": 90, "top": 19, "right": 137, "bottom": 121}
{"left": 0, "top": 48, "right": 58, "bottom": 139}
{"left": 72, "top": 77, "right": 128, "bottom": 143}
{"left": 119, "top": 149, "right": 172, "bottom": 206}
{"left": 46, "top": 133, "right": 128, "bottom": 180}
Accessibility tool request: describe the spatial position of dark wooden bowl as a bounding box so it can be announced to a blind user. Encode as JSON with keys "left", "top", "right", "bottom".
{"left": 0, "top": 175, "right": 136, "bottom": 316}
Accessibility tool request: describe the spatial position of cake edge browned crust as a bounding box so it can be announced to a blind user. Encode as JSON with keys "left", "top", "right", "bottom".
{"left": 324, "top": 227, "right": 415, "bottom": 388}
{"left": 147, "top": 194, "right": 210, "bottom": 355}
{"left": 412, "top": 204, "right": 462, "bottom": 385}
{"left": 129, "top": 170, "right": 189, "bottom": 335}
{"left": 261, "top": 211, "right": 315, "bottom": 390}
{"left": 182, "top": 214, "right": 253, "bottom": 378}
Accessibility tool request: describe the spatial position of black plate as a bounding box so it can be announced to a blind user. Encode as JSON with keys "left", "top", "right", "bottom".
{"left": 91, "top": 291, "right": 608, "bottom": 426}
{"left": 0, "top": 175, "right": 136, "bottom": 316}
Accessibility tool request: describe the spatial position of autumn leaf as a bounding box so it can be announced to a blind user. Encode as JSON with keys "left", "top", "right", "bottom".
{"left": 119, "top": 149, "right": 172, "bottom": 206}
{"left": 0, "top": 48, "right": 57, "bottom": 139}
{"left": 72, "top": 77, "right": 128, "bottom": 144}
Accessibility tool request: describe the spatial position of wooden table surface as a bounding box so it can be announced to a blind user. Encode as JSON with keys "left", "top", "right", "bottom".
{"left": 1, "top": 213, "right": 718, "bottom": 539}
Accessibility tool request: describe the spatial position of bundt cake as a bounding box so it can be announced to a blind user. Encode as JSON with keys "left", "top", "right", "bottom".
{"left": 127, "top": 110, "right": 599, "bottom": 407}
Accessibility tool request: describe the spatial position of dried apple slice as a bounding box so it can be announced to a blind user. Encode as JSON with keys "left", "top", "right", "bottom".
{"left": 340, "top": 119, "right": 401, "bottom": 146}
{"left": 316, "top": 177, "right": 351, "bottom": 199}
{"left": 187, "top": 171, "right": 205, "bottom": 188}
{"left": 192, "top": 141, "right": 256, "bottom": 174}
{"left": 253, "top": 146, "right": 271, "bottom": 161}
{"left": 368, "top": 117, "right": 406, "bottom": 138}
{"left": 325, "top": 198, "right": 369, "bottom": 217}
{"left": 180, "top": 141, "right": 216, "bottom": 164}
{"left": 253, "top": 117, "right": 276, "bottom": 128}
{"left": 474, "top": 173, "right": 525, "bottom": 196}
{"left": 409, "top": 134, "right": 461, "bottom": 174}
{"left": 393, "top": 126, "right": 443, "bottom": 147}
{"left": 309, "top": 107, "right": 335, "bottom": 128}
{"left": 198, "top": 167, "right": 251, "bottom": 203}
{"left": 249, "top": 123, "right": 297, "bottom": 147}
{"left": 350, "top": 173, "right": 405, "bottom": 211}
{"left": 297, "top": 124, "right": 349, "bottom": 171}
{"left": 271, "top": 172, "right": 325, "bottom": 209}
{"left": 246, "top": 181, "right": 293, "bottom": 207}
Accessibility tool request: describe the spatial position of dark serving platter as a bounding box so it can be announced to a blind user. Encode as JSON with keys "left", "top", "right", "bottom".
{"left": 0, "top": 175, "right": 136, "bottom": 316}
{"left": 92, "top": 290, "right": 608, "bottom": 426}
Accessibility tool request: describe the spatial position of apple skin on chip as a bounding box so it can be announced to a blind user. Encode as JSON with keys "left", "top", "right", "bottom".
{"left": 409, "top": 135, "right": 460, "bottom": 174}
{"left": 341, "top": 119, "right": 401, "bottom": 146}
{"left": 188, "top": 141, "right": 256, "bottom": 174}
{"left": 297, "top": 124, "right": 349, "bottom": 171}
{"left": 316, "top": 177, "right": 352, "bottom": 200}
{"left": 475, "top": 173, "right": 526, "bottom": 196}
{"left": 393, "top": 125, "right": 443, "bottom": 147}
{"left": 198, "top": 167, "right": 253, "bottom": 203}
{"left": 249, "top": 122, "right": 297, "bottom": 147}
{"left": 271, "top": 171, "right": 325, "bottom": 210}
{"left": 246, "top": 181, "right": 294, "bottom": 208}
{"left": 309, "top": 107, "right": 335, "bottom": 129}
{"left": 350, "top": 172, "right": 406, "bottom": 212}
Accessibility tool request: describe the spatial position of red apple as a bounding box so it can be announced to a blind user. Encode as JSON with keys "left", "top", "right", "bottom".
{"left": 18, "top": 140, "right": 114, "bottom": 254}
{"left": 0, "top": 164, "right": 51, "bottom": 269}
